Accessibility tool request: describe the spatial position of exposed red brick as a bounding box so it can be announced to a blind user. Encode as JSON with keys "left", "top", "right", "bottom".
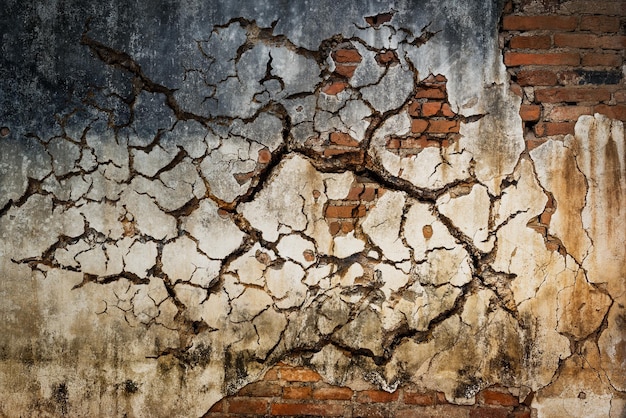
{"left": 341, "top": 221, "right": 354, "bottom": 233}
{"left": 361, "top": 186, "right": 377, "bottom": 201}
{"left": 594, "top": 104, "right": 626, "bottom": 121}
{"left": 283, "top": 386, "right": 312, "bottom": 399}
{"left": 422, "top": 101, "right": 442, "bottom": 116}
{"left": 517, "top": 70, "right": 558, "bottom": 86}
{"left": 411, "top": 119, "right": 429, "bottom": 133}
{"left": 313, "top": 387, "right": 354, "bottom": 400}
{"left": 526, "top": 138, "right": 549, "bottom": 151}
{"left": 504, "top": 52, "right": 579, "bottom": 66}
{"left": 257, "top": 148, "right": 271, "bottom": 164}
{"left": 356, "top": 389, "right": 399, "bottom": 403}
{"left": 325, "top": 204, "right": 366, "bottom": 218}
{"left": 329, "top": 221, "right": 341, "bottom": 235}
{"left": 554, "top": 33, "right": 626, "bottom": 50}
{"left": 614, "top": 90, "right": 626, "bottom": 103}
{"left": 581, "top": 53, "right": 621, "bottom": 67}
{"left": 547, "top": 105, "right": 593, "bottom": 122}
{"left": 322, "top": 80, "right": 348, "bottom": 95}
{"left": 263, "top": 367, "right": 279, "bottom": 381}
{"left": 502, "top": 15, "right": 578, "bottom": 31}
{"left": 415, "top": 87, "right": 447, "bottom": 99}
{"left": 510, "top": 35, "right": 551, "bottom": 49}
{"left": 441, "top": 103, "right": 456, "bottom": 117}
{"left": 228, "top": 398, "right": 268, "bottom": 415}
{"left": 279, "top": 367, "right": 322, "bottom": 382}
{"left": 271, "top": 403, "right": 346, "bottom": 416}
{"left": 323, "top": 147, "right": 361, "bottom": 157}
{"left": 408, "top": 101, "right": 422, "bottom": 117}
{"left": 580, "top": 16, "right": 621, "bottom": 33}
{"left": 404, "top": 391, "right": 436, "bottom": 405}
{"left": 534, "top": 122, "right": 575, "bottom": 137}
{"left": 534, "top": 87, "right": 611, "bottom": 103}
{"left": 427, "top": 120, "right": 460, "bottom": 133}
{"left": 208, "top": 399, "right": 225, "bottom": 412}
{"left": 510, "top": 83, "right": 523, "bottom": 97}
{"left": 512, "top": 410, "right": 532, "bottom": 418}
{"left": 481, "top": 389, "right": 519, "bottom": 406}
{"left": 422, "top": 225, "right": 434, "bottom": 239}
{"left": 330, "top": 132, "right": 360, "bottom": 147}
{"left": 469, "top": 407, "right": 510, "bottom": 418}
{"left": 386, "top": 138, "right": 402, "bottom": 149}
{"left": 376, "top": 50, "right": 398, "bottom": 65}
{"left": 333, "top": 49, "right": 362, "bottom": 63}
{"left": 238, "top": 381, "right": 282, "bottom": 397}
{"left": 519, "top": 104, "right": 541, "bottom": 121}
{"left": 335, "top": 64, "right": 358, "bottom": 78}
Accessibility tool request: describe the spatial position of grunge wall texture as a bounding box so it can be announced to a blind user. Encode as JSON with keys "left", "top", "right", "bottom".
{"left": 0, "top": 0, "right": 624, "bottom": 417}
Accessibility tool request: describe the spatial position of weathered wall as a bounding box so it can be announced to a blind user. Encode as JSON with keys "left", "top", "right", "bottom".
{"left": 0, "top": 0, "right": 624, "bottom": 417}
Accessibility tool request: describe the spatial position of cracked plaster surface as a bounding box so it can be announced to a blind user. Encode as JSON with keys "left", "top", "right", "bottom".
{"left": 0, "top": 1, "right": 624, "bottom": 417}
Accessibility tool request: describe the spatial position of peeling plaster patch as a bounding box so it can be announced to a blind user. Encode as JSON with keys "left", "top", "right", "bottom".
{"left": 183, "top": 199, "right": 245, "bottom": 260}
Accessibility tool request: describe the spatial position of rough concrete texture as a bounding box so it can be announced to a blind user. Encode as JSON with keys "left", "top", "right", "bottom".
{"left": 0, "top": 1, "right": 623, "bottom": 417}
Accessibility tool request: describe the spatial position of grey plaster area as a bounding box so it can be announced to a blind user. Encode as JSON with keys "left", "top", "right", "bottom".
{"left": 0, "top": 1, "right": 624, "bottom": 417}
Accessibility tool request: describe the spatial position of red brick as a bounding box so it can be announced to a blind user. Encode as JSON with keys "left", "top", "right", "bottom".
{"left": 386, "top": 137, "right": 402, "bottom": 149}
{"left": 422, "top": 101, "right": 442, "bottom": 116}
{"left": 504, "top": 52, "right": 579, "bottom": 66}
{"left": 534, "top": 122, "right": 575, "bottom": 136}
{"left": 330, "top": 131, "right": 360, "bottom": 147}
{"left": 283, "top": 386, "right": 312, "bottom": 399}
{"left": 356, "top": 389, "right": 399, "bottom": 403}
{"left": 534, "top": 87, "right": 611, "bottom": 103}
{"left": 502, "top": 15, "right": 578, "bottom": 31}
{"left": 517, "top": 70, "right": 558, "bottom": 86}
{"left": 333, "top": 49, "right": 362, "bottom": 63}
{"left": 376, "top": 50, "right": 398, "bottom": 64}
{"left": 427, "top": 120, "right": 460, "bottom": 133}
{"left": 441, "top": 103, "right": 456, "bottom": 117}
{"left": 481, "top": 389, "right": 519, "bottom": 406}
{"left": 257, "top": 148, "right": 271, "bottom": 164}
{"left": 228, "top": 398, "right": 268, "bottom": 415}
{"left": 510, "top": 83, "right": 523, "bottom": 97}
{"left": 238, "top": 381, "right": 282, "bottom": 397}
{"left": 263, "top": 367, "right": 279, "bottom": 381}
{"left": 554, "top": 33, "right": 626, "bottom": 49}
{"left": 335, "top": 64, "right": 358, "bottom": 78}
{"left": 614, "top": 90, "right": 626, "bottom": 103}
{"left": 322, "top": 80, "right": 348, "bottom": 95}
{"left": 279, "top": 367, "right": 322, "bottom": 382}
{"left": 526, "top": 138, "right": 549, "bottom": 151}
{"left": 580, "top": 16, "right": 621, "bottom": 33}
{"left": 360, "top": 186, "right": 376, "bottom": 201}
{"left": 547, "top": 105, "right": 593, "bottom": 121}
{"left": 512, "top": 410, "right": 532, "bottom": 418}
{"left": 581, "top": 53, "right": 621, "bottom": 67}
{"left": 594, "top": 104, "right": 626, "bottom": 121}
{"left": 271, "top": 403, "right": 346, "bottom": 416}
{"left": 469, "top": 407, "right": 510, "bottom": 418}
{"left": 400, "top": 136, "right": 440, "bottom": 149}
{"left": 411, "top": 119, "right": 429, "bottom": 133}
{"left": 510, "top": 35, "right": 551, "bottom": 49}
{"left": 408, "top": 101, "right": 422, "bottom": 116}
{"left": 404, "top": 391, "right": 436, "bottom": 405}
{"left": 208, "top": 399, "right": 225, "bottom": 412}
{"left": 519, "top": 104, "right": 541, "bottom": 121}
{"left": 313, "top": 387, "right": 354, "bottom": 400}
{"left": 415, "top": 87, "right": 446, "bottom": 99}
{"left": 325, "top": 204, "right": 366, "bottom": 218}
